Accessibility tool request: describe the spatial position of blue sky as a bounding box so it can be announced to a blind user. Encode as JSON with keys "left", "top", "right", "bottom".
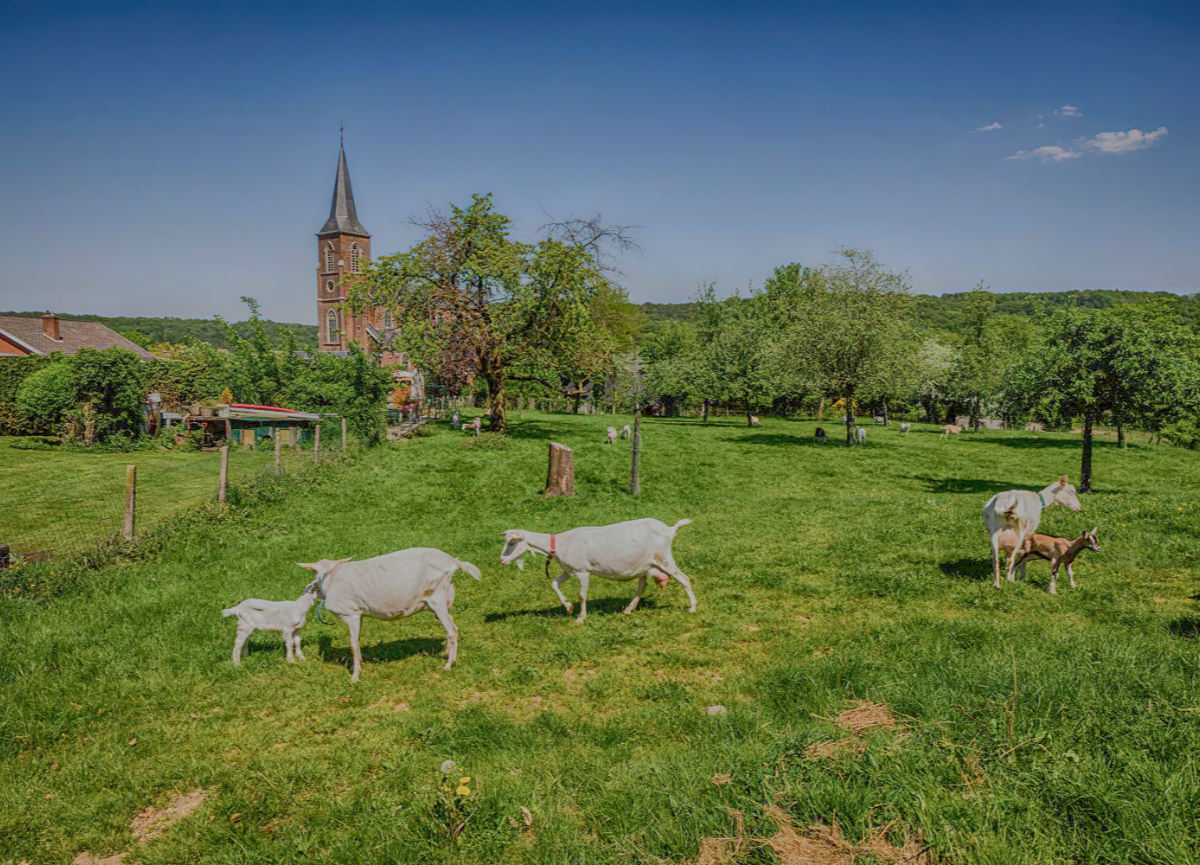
{"left": 1, "top": 1, "right": 1196, "bottom": 323}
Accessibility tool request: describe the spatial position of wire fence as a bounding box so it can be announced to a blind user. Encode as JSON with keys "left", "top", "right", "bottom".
{"left": 0, "top": 425, "right": 345, "bottom": 564}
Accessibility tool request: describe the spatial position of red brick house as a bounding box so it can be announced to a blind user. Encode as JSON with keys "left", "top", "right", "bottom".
{"left": 315, "top": 138, "right": 423, "bottom": 404}
{"left": 0, "top": 313, "right": 154, "bottom": 360}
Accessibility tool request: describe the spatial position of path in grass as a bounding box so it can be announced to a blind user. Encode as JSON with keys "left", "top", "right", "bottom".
{"left": 2, "top": 413, "right": 1199, "bottom": 864}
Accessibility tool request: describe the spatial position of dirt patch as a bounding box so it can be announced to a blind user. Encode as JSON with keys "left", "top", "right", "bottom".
{"left": 833, "top": 700, "right": 899, "bottom": 734}
{"left": 691, "top": 806, "right": 933, "bottom": 865}
{"left": 72, "top": 854, "right": 126, "bottom": 865}
{"left": 130, "top": 788, "right": 212, "bottom": 843}
{"left": 803, "top": 737, "right": 868, "bottom": 761}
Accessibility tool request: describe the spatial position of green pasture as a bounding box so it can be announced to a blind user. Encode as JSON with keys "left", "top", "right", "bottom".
{"left": 2, "top": 413, "right": 1199, "bottom": 864}
{"left": 0, "top": 437, "right": 315, "bottom": 558}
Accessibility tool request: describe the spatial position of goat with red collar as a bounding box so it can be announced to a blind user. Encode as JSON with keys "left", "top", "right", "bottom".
{"left": 499, "top": 518, "right": 697, "bottom": 623}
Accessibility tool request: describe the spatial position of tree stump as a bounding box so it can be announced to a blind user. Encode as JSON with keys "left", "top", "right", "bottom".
{"left": 543, "top": 442, "right": 575, "bottom": 497}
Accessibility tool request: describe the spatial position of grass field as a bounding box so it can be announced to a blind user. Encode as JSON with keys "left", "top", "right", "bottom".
{"left": 0, "top": 437, "right": 315, "bottom": 558}
{"left": 2, "top": 413, "right": 1199, "bottom": 864}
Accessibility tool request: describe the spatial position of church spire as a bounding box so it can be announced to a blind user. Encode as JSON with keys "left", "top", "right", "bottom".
{"left": 318, "top": 137, "right": 369, "bottom": 237}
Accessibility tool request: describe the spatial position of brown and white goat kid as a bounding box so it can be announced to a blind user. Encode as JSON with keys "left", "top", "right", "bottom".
{"left": 983, "top": 475, "right": 1082, "bottom": 589}
{"left": 996, "top": 528, "right": 1100, "bottom": 594}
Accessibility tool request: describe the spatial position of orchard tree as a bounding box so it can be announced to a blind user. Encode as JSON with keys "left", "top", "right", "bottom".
{"left": 349, "top": 194, "right": 633, "bottom": 432}
{"left": 783, "top": 248, "right": 912, "bottom": 445}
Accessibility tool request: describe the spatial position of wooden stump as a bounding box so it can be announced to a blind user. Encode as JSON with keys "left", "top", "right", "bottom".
{"left": 543, "top": 442, "right": 575, "bottom": 497}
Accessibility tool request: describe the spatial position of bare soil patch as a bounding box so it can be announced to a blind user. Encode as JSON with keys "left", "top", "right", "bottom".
{"left": 803, "top": 737, "right": 868, "bottom": 760}
{"left": 130, "top": 787, "right": 212, "bottom": 843}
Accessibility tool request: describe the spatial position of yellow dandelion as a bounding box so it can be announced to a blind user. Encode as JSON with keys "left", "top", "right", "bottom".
{"left": 442, "top": 786, "right": 451, "bottom": 793}
{"left": 456, "top": 785, "right": 471, "bottom": 796}
{"left": 459, "top": 776, "right": 471, "bottom": 784}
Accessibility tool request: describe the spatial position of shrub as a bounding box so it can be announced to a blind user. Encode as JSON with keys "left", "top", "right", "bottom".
{"left": 15, "top": 361, "right": 77, "bottom": 436}
{"left": 1161, "top": 418, "right": 1200, "bottom": 449}
{"left": 0, "top": 355, "right": 53, "bottom": 434}
{"left": 16, "top": 348, "right": 147, "bottom": 443}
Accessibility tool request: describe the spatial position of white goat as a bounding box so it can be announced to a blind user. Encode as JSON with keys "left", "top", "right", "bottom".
{"left": 983, "top": 476, "right": 1082, "bottom": 589}
{"left": 621, "top": 425, "right": 631, "bottom": 439}
{"left": 451, "top": 411, "right": 461, "bottom": 429}
{"left": 749, "top": 416, "right": 760, "bottom": 426}
{"left": 300, "top": 548, "right": 481, "bottom": 682}
{"left": 856, "top": 426, "right": 866, "bottom": 444}
{"left": 899, "top": 423, "right": 911, "bottom": 434}
{"left": 467, "top": 417, "right": 481, "bottom": 436}
{"left": 499, "top": 518, "right": 696, "bottom": 623}
{"left": 222, "top": 590, "right": 316, "bottom": 666}
{"left": 606, "top": 426, "right": 618, "bottom": 444}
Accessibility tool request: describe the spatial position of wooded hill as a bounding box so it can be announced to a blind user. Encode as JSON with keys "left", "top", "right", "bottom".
{"left": 641, "top": 289, "right": 1200, "bottom": 334}
{"left": 0, "top": 311, "right": 319, "bottom": 351}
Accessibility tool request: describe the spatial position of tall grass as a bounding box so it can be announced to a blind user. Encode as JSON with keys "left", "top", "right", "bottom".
{"left": 1, "top": 413, "right": 1198, "bottom": 864}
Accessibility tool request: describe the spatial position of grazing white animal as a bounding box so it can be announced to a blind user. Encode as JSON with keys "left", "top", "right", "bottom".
{"left": 606, "top": 426, "right": 618, "bottom": 444}
{"left": 983, "top": 476, "right": 1082, "bottom": 589}
{"left": 222, "top": 590, "right": 316, "bottom": 666}
{"left": 749, "top": 416, "right": 760, "bottom": 426}
{"left": 466, "top": 417, "right": 481, "bottom": 436}
{"left": 499, "top": 518, "right": 696, "bottom": 623}
{"left": 300, "top": 549, "right": 482, "bottom": 682}
{"left": 941, "top": 424, "right": 964, "bottom": 438}
{"left": 855, "top": 426, "right": 866, "bottom": 444}
{"left": 995, "top": 527, "right": 1100, "bottom": 594}
{"left": 621, "top": 425, "right": 631, "bottom": 439}
{"left": 899, "top": 423, "right": 911, "bottom": 434}
{"left": 451, "top": 411, "right": 460, "bottom": 429}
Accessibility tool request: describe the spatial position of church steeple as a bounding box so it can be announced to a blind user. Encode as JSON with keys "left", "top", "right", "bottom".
{"left": 317, "top": 140, "right": 369, "bottom": 237}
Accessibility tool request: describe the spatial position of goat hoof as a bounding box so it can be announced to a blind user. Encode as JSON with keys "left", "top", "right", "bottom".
{"left": 574, "top": 616, "right": 586, "bottom": 625}
{"left": 564, "top": 603, "right": 574, "bottom": 615}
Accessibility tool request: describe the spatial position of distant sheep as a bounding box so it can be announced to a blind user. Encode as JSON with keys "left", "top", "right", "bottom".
{"left": 223, "top": 590, "right": 317, "bottom": 666}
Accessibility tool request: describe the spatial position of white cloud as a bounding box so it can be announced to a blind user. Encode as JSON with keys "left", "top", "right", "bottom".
{"left": 1083, "top": 126, "right": 1168, "bottom": 154}
{"left": 975, "top": 121, "right": 1002, "bottom": 132}
{"left": 1006, "top": 145, "right": 1081, "bottom": 162}
{"left": 1056, "top": 104, "right": 1083, "bottom": 117}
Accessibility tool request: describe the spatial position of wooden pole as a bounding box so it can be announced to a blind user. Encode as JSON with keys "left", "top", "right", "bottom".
{"left": 273, "top": 432, "right": 282, "bottom": 473}
{"left": 123, "top": 464, "right": 136, "bottom": 540}
{"left": 341, "top": 417, "right": 347, "bottom": 450}
{"left": 218, "top": 446, "right": 229, "bottom": 504}
{"left": 314, "top": 424, "right": 321, "bottom": 463}
{"left": 630, "top": 409, "right": 641, "bottom": 495}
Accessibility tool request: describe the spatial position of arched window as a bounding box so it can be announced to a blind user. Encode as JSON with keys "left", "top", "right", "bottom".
{"left": 326, "top": 310, "right": 339, "bottom": 342}
{"left": 350, "top": 243, "right": 362, "bottom": 274}
{"left": 324, "top": 244, "right": 335, "bottom": 273}
{"left": 325, "top": 280, "right": 335, "bottom": 294}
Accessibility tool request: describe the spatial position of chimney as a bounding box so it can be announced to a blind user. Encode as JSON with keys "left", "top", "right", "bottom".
{"left": 41, "top": 309, "right": 60, "bottom": 338}
{"left": 41, "top": 313, "right": 61, "bottom": 340}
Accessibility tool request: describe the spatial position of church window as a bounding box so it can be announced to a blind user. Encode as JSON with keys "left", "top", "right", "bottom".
{"left": 326, "top": 310, "right": 339, "bottom": 342}
{"left": 350, "top": 244, "right": 362, "bottom": 273}
{"left": 324, "top": 244, "right": 335, "bottom": 272}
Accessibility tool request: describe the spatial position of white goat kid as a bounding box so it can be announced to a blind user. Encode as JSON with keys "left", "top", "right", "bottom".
{"left": 983, "top": 475, "right": 1081, "bottom": 589}
{"left": 223, "top": 589, "right": 317, "bottom": 666}
{"left": 499, "top": 518, "right": 696, "bottom": 623}
{"left": 606, "top": 426, "right": 618, "bottom": 444}
{"left": 300, "top": 548, "right": 482, "bottom": 682}
{"left": 621, "top": 425, "right": 631, "bottom": 439}
{"left": 899, "top": 423, "right": 911, "bottom": 434}
{"left": 856, "top": 426, "right": 866, "bottom": 444}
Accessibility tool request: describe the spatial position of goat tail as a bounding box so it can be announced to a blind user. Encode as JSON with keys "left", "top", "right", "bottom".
{"left": 456, "top": 559, "right": 483, "bottom": 581}
{"left": 221, "top": 606, "right": 236, "bottom": 617}
{"left": 671, "top": 518, "right": 694, "bottom": 532}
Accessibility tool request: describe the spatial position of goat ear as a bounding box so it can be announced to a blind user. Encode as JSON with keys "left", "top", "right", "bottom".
{"left": 1090, "top": 526, "right": 1098, "bottom": 534}
{"left": 336, "top": 557, "right": 353, "bottom": 565}
{"left": 296, "top": 562, "right": 316, "bottom": 572}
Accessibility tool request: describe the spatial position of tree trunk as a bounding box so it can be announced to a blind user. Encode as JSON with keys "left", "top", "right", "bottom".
{"left": 745, "top": 398, "right": 753, "bottom": 426}
{"left": 844, "top": 394, "right": 855, "bottom": 447}
{"left": 486, "top": 372, "right": 507, "bottom": 432}
{"left": 969, "top": 396, "right": 979, "bottom": 432}
{"left": 1080, "top": 411, "right": 1094, "bottom": 492}
{"left": 881, "top": 397, "right": 889, "bottom": 426}
{"left": 817, "top": 396, "right": 825, "bottom": 422}
{"left": 702, "top": 399, "right": 710, "bottom": 423}
{"left": 544, "top": 442, "right": 575, "bottom": 497}
{"left": 1117, "top": 420, "right": 1126, "bottom": 449}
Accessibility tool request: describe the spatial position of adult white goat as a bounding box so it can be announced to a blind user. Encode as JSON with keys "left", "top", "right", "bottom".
{"left": 983, "top": 476, "right": 1081, "bottom": 589}
{"left": 300, "top": 548, "right": 481, "bottom": 682}
{"left": 499, "top": 518, "right": 696, "bottom": 623}
{"left": 223, "top": 589, "right": 316, "bottom": 666}
{"left": 621, "top": 425, "right": 631, "bottom": 439}
{"left": 606, "top": 426, "right": 618, "bottom": 444}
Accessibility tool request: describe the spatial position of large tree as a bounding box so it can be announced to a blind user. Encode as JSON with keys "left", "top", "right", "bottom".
{"left": 349, "top": 195, "right": 632, "bottom": 431}
{"left": 1009, "top": 305, "right": 1199, "bottom": 491}
{"left": 782, "top": 249, "right": 912, "bottom": 445}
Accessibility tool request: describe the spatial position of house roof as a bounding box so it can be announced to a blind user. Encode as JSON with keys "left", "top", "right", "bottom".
{"left": 0, "top": 315, "right": 155, "bottom": 360}
{"left": 317, "top": 144, "right": 369, "bottom": 237}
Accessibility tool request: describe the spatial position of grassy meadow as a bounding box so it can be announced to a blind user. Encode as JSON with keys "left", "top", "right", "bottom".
{"left": 0, "top": 437, "right": 314, "bottom": 558}
{"left": 2, "top": 412, "right": 1199, "bottom": 864}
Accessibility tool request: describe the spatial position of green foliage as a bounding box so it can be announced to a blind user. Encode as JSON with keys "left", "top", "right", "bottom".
{"left": 14, "top": 362, "right": 77, "bottom": 435}
{"left": 15, "top": 349, "right": 146, "bottom": 442}
{"left": 285, "top": 344, "right": 393, "bottom": 444}
{"left": 0, "top": 310, "right": 319, "bottom": 350}
{"left": 0, "top": 355, "right": 52, "bottom": 434}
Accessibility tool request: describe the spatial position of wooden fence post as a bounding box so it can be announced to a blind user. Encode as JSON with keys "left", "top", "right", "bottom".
{"left": 273, "top": 432, "right": 282, "bottom": 473}
{"left": 341, "top": 417, "right": 347, "bottom": 450}
{"left": 313, "top": 424, "right": 321, "bottom": 463}
{"left": 123, "top": 464, "right": 137, "bottom": 540}
{"left": 218, "top": 446, "right": 229, "bottom": 503}
{"left": 630, "top": 410, "right": 642, "bottom": 495}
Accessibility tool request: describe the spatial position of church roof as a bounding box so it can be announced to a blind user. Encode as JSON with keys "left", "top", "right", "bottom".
{"left": 317, "top": 144, "right": 369, "bottom": 237}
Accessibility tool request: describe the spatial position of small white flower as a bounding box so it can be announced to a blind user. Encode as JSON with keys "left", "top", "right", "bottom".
{"left": 440, "top": 759, "right": 457, "bottom": 774}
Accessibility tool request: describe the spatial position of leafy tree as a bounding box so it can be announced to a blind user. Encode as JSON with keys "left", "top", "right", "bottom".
{"left": 1008, "top": 305, "right": 1199, "bottom": 491}
{"left": 16, "top": 348, "right": 146, "bottom": 443}
{"left": 781, "top": 249, "right": 912, "bottom": 445}
{"left": 15, "top": 362, "right": 77, "bottom": 436}
{"left": 640, "top": 320, "right": 705, "bottom": 415}
{"left": 350, "top": 194, "right": 633, "bottom": 431}
{"left": 285, "top": 344, "right": 394, "bottom": 444}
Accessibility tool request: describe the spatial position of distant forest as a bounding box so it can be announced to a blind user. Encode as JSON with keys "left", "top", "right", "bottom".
{"left": 5, "top": 289, "right": 1196, "bottom": 355}
{"left": 642, "top": 289, "right": 1200, "bottom": 334}
{"left": 0, "top": 311, "right": 319, "bottom": 351}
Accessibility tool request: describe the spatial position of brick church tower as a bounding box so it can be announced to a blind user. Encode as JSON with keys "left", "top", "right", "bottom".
{"left": 316, "top": 139, "right": 371, "bottom": 352}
